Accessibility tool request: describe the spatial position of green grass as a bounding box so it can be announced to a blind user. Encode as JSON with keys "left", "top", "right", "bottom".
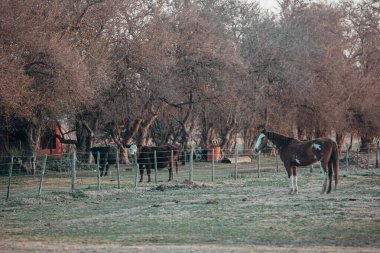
{"left": 0, "top": 167, "right": 379, "bottom": 249}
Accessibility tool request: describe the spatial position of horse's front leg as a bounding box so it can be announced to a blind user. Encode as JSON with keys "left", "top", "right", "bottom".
{"left": 139, "top": 166, "right": 144, "bottom": 183}
{"left": 147, "top": 166, "right": 152, "bottom": 183}
{"left": 293, "top": 167, "right": 298, "bottom": 194}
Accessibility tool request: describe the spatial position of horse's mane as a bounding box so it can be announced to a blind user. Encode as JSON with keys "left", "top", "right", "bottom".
{"left": 267, "top": 131, "right": 296, "bottom": 148}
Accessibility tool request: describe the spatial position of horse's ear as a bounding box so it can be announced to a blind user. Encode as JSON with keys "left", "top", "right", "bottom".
{"left": 257, "top": 124, "right": 266, "bottom": 134}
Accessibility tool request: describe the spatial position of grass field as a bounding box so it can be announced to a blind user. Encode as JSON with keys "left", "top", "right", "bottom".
{"left": 0, "top": 165, "right": 379, "bottom": 252}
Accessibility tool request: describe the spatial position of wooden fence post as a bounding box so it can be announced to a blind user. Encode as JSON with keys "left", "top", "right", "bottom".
{"left": 211, "top": 148, "right": 215, "bottom": 182}
{"left": 367, "top": 143, "right": 371, "bottom": 169}
{"left": 32, "top": 152, "right": 36, "bottom": 175}
{"left": 234, "top": 147, "right": 238, "bottom": 180}
{"left": 38, "top": 155, "right": 47, "bottom": 196}
{"left": 257, "top": 151, "right": 261, "bottom": 178}
{"left": 71, "top": 150, "right": 77, "bottom": 192}
{"left": 97, "top": 151, "right": 101, "bottom": 191}
{"left": 356, "top": 148, "right": 359, "bottom": 172}
{"left": 276, "top": 150, "right": 279, "bottom": 173}
{"left": 171, "top": 150, "right": 174, "bottom": 181}
{"left": 6, "top": 156, "right": 14, "bottom": 200}
{"left": 346, "top": 144, "right": 349, "bottom": 171}
{"left": 134, "top": 156, "right": 139, "bottom": 189}
{"left": 116, "top": 149, "right": 121, "bottom": 189}
{"left": 154, "top": 150, "right": 158, "bottom": 184}
{"left": 376, "top": 141, "right": 379, "bottom": 168}
{"left": 189, "top": 148, "right": 193, "bottom": 182}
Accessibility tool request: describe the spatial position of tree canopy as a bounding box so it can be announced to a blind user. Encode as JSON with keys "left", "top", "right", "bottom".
{"left": 1, "top": 0, "right": 379, "bottom": 155}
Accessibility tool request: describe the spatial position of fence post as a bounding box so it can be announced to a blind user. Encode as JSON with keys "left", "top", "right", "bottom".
{"left": 276, "top": 150, "right": 279, "bottom": 173}
{"left": 258, "top": 151, "right": 261, "bottom": 178}
{"left": 116, "top": 150, "right": 121, "bottom": 189}
{"left": 6, "top": 156, "right": 14, "bottom": 200}
{"left": 97, "top": 151, "right": 101, "bottom": 191}
{"left": 154, "top": 150, "right": 158, "bottom": 184}
{"left": 189, "top": 148, "right": 193, "bottom": 182}
{"left": 71, "top": 150, "right": 77, "bottom": 192}
{"left": 171, "top": 150, "right": 174, "bottom": 181}
{"left": 134, "top": 156, "right": 139, "bottom": 189}
{"left": 356, "top": 148, "right": 359, "bottom": 172}
{"left": 38, "top": 155, "right": 47, "bottom": 196}
{"left": 367, "top": 143, "right": 371, "bottom": 169}
{"left": 376, "top": 141, "right": 379, "bottom": 168}
{"left": 346, "top": 144, "right": 349, "bottom": 171}
{"left": 32, "top": 152, "right": 36, "bottom": 175}
{"left": 234, "top": 147, "right": 238, "bottom": 180}
{"left": 211, "top": 148, "right": 215, "bottom": 182}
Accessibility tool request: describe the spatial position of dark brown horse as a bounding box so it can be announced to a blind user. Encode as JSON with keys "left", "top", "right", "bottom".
{"left": 254, "top": 130, "right": 339, "bottom": 194}
{"left": 137, "top": 144, "right": 180, "bottom": 183}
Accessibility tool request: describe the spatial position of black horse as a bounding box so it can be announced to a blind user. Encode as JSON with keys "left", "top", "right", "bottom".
{"left": 90, "top": 146, "right": 127, "bottom": 176}
{"left": 254, "top": 130, "right": 339, "bottom": 194}
{"left": 137, "top": 144, "right": 180, "bottom": 183}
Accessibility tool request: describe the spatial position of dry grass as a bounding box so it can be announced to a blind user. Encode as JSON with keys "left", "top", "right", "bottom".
{"left": 0, "top": 167, "right": 379, "bottom": 252}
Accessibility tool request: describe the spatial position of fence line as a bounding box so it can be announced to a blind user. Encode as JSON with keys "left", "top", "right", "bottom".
{"left": 1, "top": 145, "right": 379, "bottom": 200}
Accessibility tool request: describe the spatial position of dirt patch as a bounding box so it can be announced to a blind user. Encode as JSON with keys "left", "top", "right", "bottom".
{"left": 151, "top": 181, "right": 211, "bottom": 191}
{"left": 84, "top": 188, "right": 132, "bottom": 198}
{"left": 0, "top": 240, "right": 379, "bottom": 253}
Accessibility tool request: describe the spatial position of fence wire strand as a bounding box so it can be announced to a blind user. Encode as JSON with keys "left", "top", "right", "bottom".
{"left": 1, "top": 145, "right": 379, "bottom": 199}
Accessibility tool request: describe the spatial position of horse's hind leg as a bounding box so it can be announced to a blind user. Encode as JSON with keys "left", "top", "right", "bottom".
{"left": 320, "top": 161, "right": 328, "bottom": 194}
{"left": 104, "top": 164, "right": 110, "bottom": 176}
{"left": 286, "top": 166, "right": 295, "bottom": 194}
{"left": 326, "top": 160, "right": 333, "bottom": 194}
{"left": 168, "top": 166, "right": 173, "bottom": 181}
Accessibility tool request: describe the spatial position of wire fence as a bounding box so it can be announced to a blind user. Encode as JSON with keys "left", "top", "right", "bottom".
{"left": 1, "top": 143, "right": 379, "bottom": 200}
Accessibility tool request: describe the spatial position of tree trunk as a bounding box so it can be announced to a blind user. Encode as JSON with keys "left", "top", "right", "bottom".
{"left": 360, "top": 135, "right": 371, "bottom": 152}
{"left": 336, "top": 132, "right": 345, "bottom": 152}
{"left": 122, "top": 101, "right": 152, "bottom": 146}
{"left": 140, "top": 109, "right": 161, "bottom": 146}
{"left": 220, "top": 126, "right": 235, "bottom": 151}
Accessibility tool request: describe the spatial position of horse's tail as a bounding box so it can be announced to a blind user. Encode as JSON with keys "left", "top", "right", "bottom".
{"left": 331, "top": 141, "right": 339, "bottom": 190}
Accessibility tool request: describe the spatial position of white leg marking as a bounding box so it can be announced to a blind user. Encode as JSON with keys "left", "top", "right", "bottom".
{"left": 289, "top": 175, "right": 294, "bottom": 194}
{"left": 294, "top": 176, "right": 298, "bottom": 193}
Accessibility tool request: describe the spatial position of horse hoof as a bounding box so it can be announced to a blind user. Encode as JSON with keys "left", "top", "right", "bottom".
{"left": 288, "top": 190, "right": 294, "bottom": 195}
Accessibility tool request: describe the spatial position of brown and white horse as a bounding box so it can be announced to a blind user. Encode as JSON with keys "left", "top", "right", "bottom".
{"left": 254, "top": 130, "right": 339, "bottom": 194}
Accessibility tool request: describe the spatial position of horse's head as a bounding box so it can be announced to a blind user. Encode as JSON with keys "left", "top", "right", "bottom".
{"left": 254, "top": 130, "right": 268, "bottom": 153}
